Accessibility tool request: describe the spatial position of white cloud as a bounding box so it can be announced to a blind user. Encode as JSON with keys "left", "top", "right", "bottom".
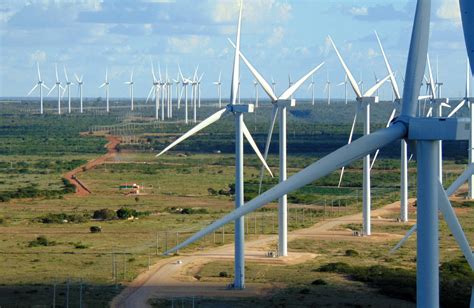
{"left": 367, "top": 48, "right": 378, "bottom": 58}
{"left": 436, "top": 0, "right": 461, "bottom": 25}
{"left": 30, "top": 49, "right": 46, "bottom": 63}
{"left": 350, "top": 6, "right": 368, "bottom": 16}
{"left": 167, "top": 35, "right": 210, "bottom": 54}
{"left": 211, "top": 0, "right": 292, "bottom": 24}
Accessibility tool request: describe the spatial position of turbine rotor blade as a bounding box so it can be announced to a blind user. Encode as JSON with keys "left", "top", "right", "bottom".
{"left": 364, "top": 74, "right": 390, "bottom": 97}
{"left": 279, "top": 62, "right": 325, "bottom": 100}
{"left": 447, "top": 100, "right": 466, "bottom": 118}
{"left": 437, "top": 181, "right": 474, "bottom": 269}
{"left": 242, "top": 122, "right": 273, "bottom": 177}
{"left": 258, "top": 104, "right": 278, "bottom": 194}
{"left": 230, "top": 1, "right": 243, "bottom": 105}
{"left": 371, "top": 108, "right": 397, "bottom": 169}
{"left": 27, "top": 84, "right": 39, "bottom": 96}
{"left": 156, "top": 108, "right": 229, "bottom": 157}
{"left": 328, "top": 36, "right": 362, "bottom": 98}
{"left": 164, "top": 123, "right": 406, "bottom": 254}
{"left": 375, "top": 31, "right": 401, "bottom": 100}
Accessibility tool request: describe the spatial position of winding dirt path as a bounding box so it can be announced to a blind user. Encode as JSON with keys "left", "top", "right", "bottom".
{"left": 112, "top": 199, "right": 412, "bottom": 308}
{"left": 63, "top": 135, "right": 120, "bottom": 196}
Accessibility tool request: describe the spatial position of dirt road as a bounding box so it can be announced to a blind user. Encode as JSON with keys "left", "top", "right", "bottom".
{"left": 112, "top": 199, "right": 411, "bottom": 308}
{"left": 63, "top": 135, "right": 120, "bottom": 196}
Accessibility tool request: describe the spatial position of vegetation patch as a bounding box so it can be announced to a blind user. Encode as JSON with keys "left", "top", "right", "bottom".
{"left": 28, "top": 236, "right": 56, "bottom": 247}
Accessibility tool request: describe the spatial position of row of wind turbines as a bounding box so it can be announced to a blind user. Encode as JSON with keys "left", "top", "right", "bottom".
{"left": 153, "top": 1, "right": 474, "bottom": 307}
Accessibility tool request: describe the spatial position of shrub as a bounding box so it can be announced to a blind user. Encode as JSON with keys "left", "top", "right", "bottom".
{"left": 74, "top": 242, "right": 88, "bottom": 249}
{"left": 116, "top": 207, "right": 138, "bottom": 219}
{"left": 28, "top": 236, "right": 55, "bottom": 247}
{"left": 194, "top": 274, "right": 202, "bottom": 281}
{"left": 90, "top": 226, "right": 102, "bottom": 233}
{"left": 219, "top": 271, "right": 229, "bottom": 278}
{"left": 345, "top": 249, "right": 359, "bottom": 257}
{"left": 317, "top": 262, "right": 352, "bottom": 273}
{"left": 299, "top": 288, "right": 310, "bottom": 294}
{"left": 93, "top": 209, "right": 117, "bottom": 220}
{"left": 311, "top": 279, "right": 327, "bottom": 286}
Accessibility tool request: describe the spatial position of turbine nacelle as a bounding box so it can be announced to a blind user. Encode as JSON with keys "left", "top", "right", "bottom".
{"left": 227, "top": 103, "right": 254, "bottom": 114}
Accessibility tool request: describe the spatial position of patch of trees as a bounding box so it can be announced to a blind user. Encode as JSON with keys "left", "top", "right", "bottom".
{"left": 0, "top": 178, "right": 76, "bottom": 202}
{"left": 92, "top": 207, "right": 150, "bottom": 221}
{"left": 36, "top": 212, "right": 89, "bottom": 224}
{"left": 167, "top": 207, "right": 209, "bottom": 215}
{"left": 28, "top": 236, "right": 56, "bottom": 247}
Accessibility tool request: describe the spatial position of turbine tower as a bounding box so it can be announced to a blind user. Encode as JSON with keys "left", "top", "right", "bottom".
{"left": 178, "top": 65, "right": 191, "bottom": 124}
{"left": 329, "top": 35, "right": 389, "bottom": 236}
{"left": 165, "top": 2, "right": 474, "bottom": 306}
{"left": 47, "top": 64, "right": 64, "bottom": 115}
{"left": 63, "top": 66, "right": 74, "bottom": 114}
{"left": 337, "top": 74, "right": 348, "bottom": 104}
{"left": 146, "top": 61, "right": 160, "bottom": 120}
{"left": 74, "top": 73, "right": 84, "bottom": 113}
{"left": 125, "top": 69, "right": 134, "bottom": 111}
{"left": 253, "top": 80, "right": 259, "bottom": 107}
{"left": 157, "top": 1, "right": 274, "bottom": 289}
{"left": 99, "top": 68, "right": 110, "bottom": 113}
{"left": 27, "top": 62, "right": 49, "bottom": 115}
{"left": 232, "top": 38, "right": 324, "bottom": 257}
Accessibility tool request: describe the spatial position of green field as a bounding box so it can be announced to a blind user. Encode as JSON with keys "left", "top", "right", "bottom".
{"left": 0, "top": 99, "right": 472, "bottom": 307}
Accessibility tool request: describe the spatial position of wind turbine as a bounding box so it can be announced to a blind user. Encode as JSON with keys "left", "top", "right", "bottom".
{"left": 62, "top": 66, "right": 74, "bottom": 114}
{"left": 231, "top": 38, "right": 324, "bottom": 257}
{"left": 74, "top": 73, "right": 84, "bottom": 113}
{"left": 27, "top": 62, "right": 49, "bottom": 115}
{"left": 158, "top": 64, "right": 166, "bottom": 121}
{"left": 197, "top": 72, "right": 204, "bottom": 109}
{"left": 164, "top": 2, "right": 474, "bottom": 306}
{"left": 157, "top": 1, "right": 273, "bottom": 289}
{"left": 47, "top": 64, "right": 64, "bottom": 115}
{"left": 329, "top": 35, "right": 389, "bottom": 236}
{"left": 307, "top": 75, "right": 315, "bottom": 106}
{"left": 271, "top": 76, "right": 276, "bottom": 93}
{"left": 99, "top": 68, "right": 110, "bottom": 113}
{"left": 124, "top": 69, "right": 134, "bottom": 111}
{"left": 324, "top": 71, "right": 331, "bottom": 104}
{"left": 178, "top": 65, "right": 191, "bottom": 124}
{"left": 447, "top": 58, "right": 473, "bottom": 198}
{"left": 288, "top": 74, "right": 293, "bottom": 99}
{"left": 213, "top": 72, "right": 222, "bottom": 108}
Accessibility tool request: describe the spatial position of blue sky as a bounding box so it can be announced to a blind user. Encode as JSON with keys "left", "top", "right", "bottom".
{"left": 0, "top": 0, "right": 469, "bottom": 100}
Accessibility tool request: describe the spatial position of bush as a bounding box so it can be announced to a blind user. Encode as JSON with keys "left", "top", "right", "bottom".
{"left": 317, "top": 262, "right": 352, "bottom": 273}
{"left": 74, "top": 242, "right": 88, "bottom": 249}
{"left": 345, "top": 249, "right": 359, "bottom": 257}
{"left": 93, "top": 209, "right": 117, "bottom": 220}
{"left": 28, "top": 236, "right": 55, "bottom": 247}
{"left": 38, "top": 213, "right": 89, "bottom": 224}
{"left": 90, "top": 226, "right": 102, "bottom": 233}
{"left": 299, "top": 288, "right": 310, "bottom": 294}
{"left": 117, "top": 207, "right": 138, "bottom": 219}
{"left": 311, "top": 279, "right": 327, "bottom": 285}
{"left": 219, "top": 271, "right": 229, "bottom": 278}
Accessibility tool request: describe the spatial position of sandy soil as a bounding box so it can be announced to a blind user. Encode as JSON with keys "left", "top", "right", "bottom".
{"left": 63, "top": 135, "right": 120, "bottom": 196}
{"left": 111, "top": 197, "right": 413, "bottom": 308}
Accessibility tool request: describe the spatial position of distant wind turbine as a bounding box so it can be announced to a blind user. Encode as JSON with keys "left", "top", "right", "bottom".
{"left": 63, "top": 66, "right": 74, "bottom": 114}
{"left": 47, "top": 64, "right": 64, "bottom": 115}
{"left": 124, "top": 68, "right": 134, "bottom": 111}
{"left": 74, "top": 73, "right": 84, "bottom": 113}
{"left": 99, "top": 68, "right": 110, "bottom": 112}
{"left": 27, "top": 62, "right": 49, "bottom": 115}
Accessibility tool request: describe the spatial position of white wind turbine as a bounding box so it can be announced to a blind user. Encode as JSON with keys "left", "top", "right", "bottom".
{"left": 62, "top": 66, "right": 74, "bottom": 114}
{"left": 74, "top": 73, "right": 84, "bottom": 113}
{"left": 271, "top": 76, "right": 276, "bottom": 93}
{"left": 157, "top": 1, "right": 273, "bottom": 289}
{"left": 213, "top": 72, "right": 223, "bottom": 108}
{"left": 124, "top": 69, "right": 134, "bottom": 111}
{"left": 99, "top": 68, "right": 110, "bottom": 113}
{"left": 47, "top": 64, "right": 64, "bottom": 115}
{"left": 164, "top": 2, "right": 474, "bottom": 305}
{"left": 27, "top": 62, "right": 49, "bottom": 115}
{"left": 178, "top": 65, "right": 192, "bottom": 124}
{"left": 190, "top": 67, "right": 199, "bottom": 123}
{"left": 197, "top": 72, "right": 204, "bottom": 109}
{"left": 330, "top": 35, "right": 390, "bottom": 236}
{"left": 307, "top": 75, "right": 315, "bottom": 106}
{"left": 324, "top": 71, "right": 331, "bottom": 104}
{"left": 231, "top": 38, "right": 324, "bottom": 257}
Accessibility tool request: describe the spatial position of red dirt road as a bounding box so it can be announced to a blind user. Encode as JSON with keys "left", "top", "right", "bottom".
{"left": 63, "top": 135, "right": 120, "bottom": 196}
